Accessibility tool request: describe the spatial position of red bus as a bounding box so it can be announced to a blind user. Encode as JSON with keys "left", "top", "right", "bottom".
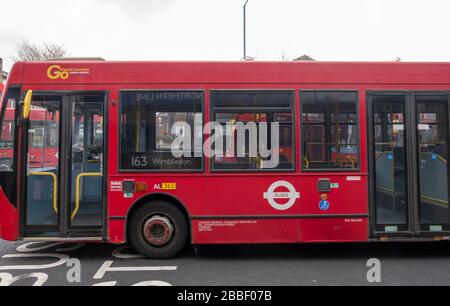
{"left": 0, "top": 102, "right": 60, "bottom": 171}
{"left": 1, "top": 60, "right": 450, "bottom": 258}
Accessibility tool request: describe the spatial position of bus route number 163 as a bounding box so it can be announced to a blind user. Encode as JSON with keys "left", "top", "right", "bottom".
{"left": 131, "top": 156, "right": 148, "bottom": 168}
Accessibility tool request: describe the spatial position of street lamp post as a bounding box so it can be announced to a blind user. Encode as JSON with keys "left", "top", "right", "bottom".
{"left": 243, "top": 0, "right": 249, "bottom": 59}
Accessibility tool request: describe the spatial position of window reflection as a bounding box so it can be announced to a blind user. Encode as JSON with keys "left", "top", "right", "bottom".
{"left": 120, "top": 91, "right": 203, "bottom": 170}
{"left": 301, "top": 91, "right": 359, "bottom": 170}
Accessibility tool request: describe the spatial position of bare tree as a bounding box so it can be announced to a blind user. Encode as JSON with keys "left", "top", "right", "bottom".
{"left": 12, "top": 40, "right": 68, "bottom": 62}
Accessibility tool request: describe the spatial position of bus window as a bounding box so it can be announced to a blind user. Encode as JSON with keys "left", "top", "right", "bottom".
{"left": 70, "top": 96, "right": 104, "bottom": 227}
{"left": 155, "top": 112, "right": 202, "bottom": 151}
{"left": 120, "top": 90, "right": 204, "bottom": 171}
{"left": 1, "top": 120, "right": 14, "bottom": 146}
{"left": 301, "top": 91, "right": 359, "bottom": 170}
{"left": 416, "top": 96, "right": 450, "bottom": 226}
{"left": 211, "top": 91, "right": 295, "bottom": 171}
{"left": 27, "top": 103, "right": 60, "bottom": 170}
{"left": 25, "top": 96, "right": 61, "bottom": 227}
{"left": 0, "top": 87, "right": 20, "bottom": 172}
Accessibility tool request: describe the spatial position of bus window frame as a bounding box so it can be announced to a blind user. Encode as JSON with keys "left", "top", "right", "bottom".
{"left": 0, "top": 86, "right": 21, "bottom": 173}
{"left": 0, "top": 86, "right": 21, "bottom": 207}
{"left": 299, "top": 89, "right": 361, "bottom": 173}
{"left": 118, "top": 89, "right": 206, "bottom": 173}
{"left": 209, "top": 89, "right": 297, "bottom": 173}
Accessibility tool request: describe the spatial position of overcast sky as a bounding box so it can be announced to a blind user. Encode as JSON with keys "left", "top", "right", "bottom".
{"left": 1, "top": 0, "right": 450, "bottom": 71}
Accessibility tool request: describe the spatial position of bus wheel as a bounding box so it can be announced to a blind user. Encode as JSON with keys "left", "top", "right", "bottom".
{"left": 129, "top": 201, "right": 188, "bottom": 259}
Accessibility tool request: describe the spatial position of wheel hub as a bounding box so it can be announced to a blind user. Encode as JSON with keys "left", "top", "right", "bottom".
{"left": 143, "top": 216, "right": 174, "bottom": 246}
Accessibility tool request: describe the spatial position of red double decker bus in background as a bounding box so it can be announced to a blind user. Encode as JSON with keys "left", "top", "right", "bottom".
{"left": 1, "top": 60, "right": 450, "bottom": 259}
{"left": 0, "top": 99, "right": 59, "bottom": 171}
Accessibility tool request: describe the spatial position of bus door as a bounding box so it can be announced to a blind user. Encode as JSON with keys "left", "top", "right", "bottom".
{"left": 368, "top": 93, "right": 450, "bottom": 236}
{"left": 20, "top": 92, "right": 106, "bottom": 238}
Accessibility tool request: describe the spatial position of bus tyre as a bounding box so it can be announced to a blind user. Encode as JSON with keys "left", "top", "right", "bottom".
{"left": 129, "top": 202, "right": 188, "bottom": 259}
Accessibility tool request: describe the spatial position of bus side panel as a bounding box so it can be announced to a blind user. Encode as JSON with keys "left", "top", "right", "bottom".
{"left": 107, "top": 176, "right": 206, "bottom": 217}
{"left": 106, "top": 176, "right": 208, "bottom": 244}
{"left": 299, "top": 218, "right": 369, "bottom": 242}
{"left": 108, "top": 219, "right": 126, "bottom": 243}
{"left": 191, "top": 219, "right": 299, "bottom": 244}
{"left": 297, "top": 175, "right": 369, "bottom": 242}
{"left": 0, "top": 188, "right": 18, "bottom": 241}
{"left": 107, "top": 175, "right": 300, "bottom": 244}
{"left": 107, "top": 175, "right": 369, "bottom": 244}
{"left": 298, "top": 175, "right": 369, "bottom": 215}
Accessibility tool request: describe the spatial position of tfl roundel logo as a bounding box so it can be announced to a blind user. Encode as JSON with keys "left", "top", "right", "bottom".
{"left": 263, "top": 181, "right": 300, "bottom": 211}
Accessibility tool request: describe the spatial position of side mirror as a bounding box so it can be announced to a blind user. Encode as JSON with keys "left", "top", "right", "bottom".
{"left": 22, "top": 90, "right": 33, "bottom": 120}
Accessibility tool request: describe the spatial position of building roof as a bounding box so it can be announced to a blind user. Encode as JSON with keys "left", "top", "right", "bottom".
{"left": 293, "top": 55, "right": 315, "bottom": 61}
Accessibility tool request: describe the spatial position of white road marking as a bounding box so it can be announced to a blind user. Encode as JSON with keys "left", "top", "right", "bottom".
{"left": 93, "top": 260, "right": 177, "bottom": 279}
{"left": 0, "top": 253, "right": 69, "bottom": 270}
{"left": 0, "top": 272, "right": 48, "bottom": 286}
{"left": 132, "top": 280, "right": 172, "bottom": 286}
{"left": 92, "top": 281, "right": 118, "bottom": 286}
{"left": 16, "top": 242, "right": 85, "bottom": 253}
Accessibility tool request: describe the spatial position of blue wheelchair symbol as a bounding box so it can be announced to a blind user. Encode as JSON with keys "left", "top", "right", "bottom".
{"left": 319, "top": 200, "right": 330, "bottom": 211}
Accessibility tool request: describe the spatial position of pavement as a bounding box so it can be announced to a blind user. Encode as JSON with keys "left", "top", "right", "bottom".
{"left": 0, "top": 239, "right": 450, "bottom": 286}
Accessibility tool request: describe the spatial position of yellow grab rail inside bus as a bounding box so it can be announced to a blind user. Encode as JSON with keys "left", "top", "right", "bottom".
{"left": 22, "top": 90, "right": 33, "bottom": 119}
{"left": 72, "top": 172, "right": 102, "bottom": 221}
{"left": 29, "top": 172, "right": 58, "bottom": 213}
{"left": 303, "top": 157, "right": 310, "bottom": 169}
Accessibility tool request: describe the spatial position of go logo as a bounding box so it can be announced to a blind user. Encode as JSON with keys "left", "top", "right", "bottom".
{"left": 47, "top": 65, "right": 70, "bottom": 80}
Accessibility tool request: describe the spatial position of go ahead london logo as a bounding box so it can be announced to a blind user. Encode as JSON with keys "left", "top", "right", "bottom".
{"left": 47, "top": 65, "right": 91, "bottom": 80}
